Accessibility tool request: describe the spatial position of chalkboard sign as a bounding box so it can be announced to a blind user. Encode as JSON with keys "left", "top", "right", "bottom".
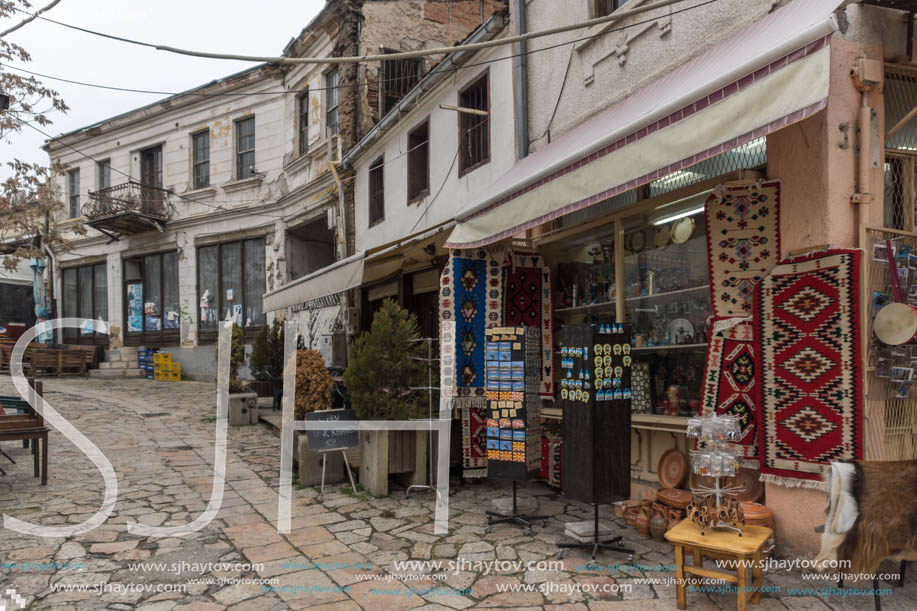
{"left": 305, "top": 409, "right": 358, "bottom": 451}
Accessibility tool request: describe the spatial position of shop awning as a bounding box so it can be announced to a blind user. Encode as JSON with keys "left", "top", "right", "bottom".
{"left": 445, "top": 0, "right": 843, "bottom": 248}
{"left": 262, "top": 222, "right": 454, "bottom": 312}
{"left": 262, "top": 253, "right": 365, "bottom": 313}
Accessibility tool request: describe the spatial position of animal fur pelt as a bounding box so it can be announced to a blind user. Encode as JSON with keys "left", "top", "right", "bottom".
{"left": 815, "top": 460, "right": 917, "bottom": 575}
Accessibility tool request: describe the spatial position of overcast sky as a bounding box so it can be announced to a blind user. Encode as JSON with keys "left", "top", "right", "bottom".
{"left": 1, "top": 0, "right": 325, "bottom": 180}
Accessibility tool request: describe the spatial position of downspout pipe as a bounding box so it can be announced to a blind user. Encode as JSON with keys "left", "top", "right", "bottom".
{"left": 512, "top": 0, "right": 530, "bottom": 161}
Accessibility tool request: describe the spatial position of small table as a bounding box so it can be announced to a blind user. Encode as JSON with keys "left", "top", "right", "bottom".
{"left": 665, "top": 519, "right": 773, "bottom": 611}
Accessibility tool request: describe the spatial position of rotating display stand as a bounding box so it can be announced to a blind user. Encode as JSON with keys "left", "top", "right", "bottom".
{"left": 483, "top": 326, "right": 545, "bottom": 535}
{"left": 558, "top": 322, "right": 635, "bottom": 561}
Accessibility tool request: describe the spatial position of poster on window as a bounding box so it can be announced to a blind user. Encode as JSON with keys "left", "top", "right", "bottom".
{"left": 127, "top": 283, "right": 143, "bottom": 333}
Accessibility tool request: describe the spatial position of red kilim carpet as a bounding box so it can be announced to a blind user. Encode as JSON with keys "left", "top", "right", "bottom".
{"left": 754, "top": 249, "right": 863, "bottom": 489}
{"left": 701, "top": 321, "right": 758, "bottom": 462}
{"left": 503, "top": 252, "right": 553, "bottom": 397}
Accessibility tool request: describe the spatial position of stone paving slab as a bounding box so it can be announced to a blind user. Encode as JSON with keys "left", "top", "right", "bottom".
{"left": 1, "top": 375, "right": 915, "bottom": 610}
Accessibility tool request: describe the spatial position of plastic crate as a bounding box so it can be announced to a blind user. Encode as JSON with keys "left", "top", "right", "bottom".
{"left": 152, "top": 352, "right": 172, "bottom": 365}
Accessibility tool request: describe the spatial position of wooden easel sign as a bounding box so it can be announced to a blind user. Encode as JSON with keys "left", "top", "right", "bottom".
{"left": 305, "top": 409, "right": 358, "bottom": 496}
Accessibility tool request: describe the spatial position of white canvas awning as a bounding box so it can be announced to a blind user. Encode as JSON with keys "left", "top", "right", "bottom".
{"left": 445, "top": 0, "right": 843, "bottom": 248}
{"left": 262, "top": 253, "right": 365, "bottom": 313}
{"left": 0, "top": 257, "right": 34, "bottom": 286}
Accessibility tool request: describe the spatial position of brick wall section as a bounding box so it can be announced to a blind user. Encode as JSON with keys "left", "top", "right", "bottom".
{"left": 424, "top": 0, "right": 504, "bottom": 27}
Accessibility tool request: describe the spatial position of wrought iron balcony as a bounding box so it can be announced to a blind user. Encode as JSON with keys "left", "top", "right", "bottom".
{"left": 84, "top": 181, "right": 174, "bottom": 241}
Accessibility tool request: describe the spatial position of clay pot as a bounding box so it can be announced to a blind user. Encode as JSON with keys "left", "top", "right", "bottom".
{"left": 635, "top": 504, "right": 651, "bottom": 537}
{"left": 740, "top": 502, "right": 775, "bottom": 530}
{"left": 666, "top": 507, "right": 683, "bottom": 531}
{"left": 650, "top": 504, "right": 668, "bottom": 541}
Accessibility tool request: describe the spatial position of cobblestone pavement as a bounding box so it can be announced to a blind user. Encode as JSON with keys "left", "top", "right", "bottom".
{"left": 1, "top": 376, "right": 915, "bottom": 610}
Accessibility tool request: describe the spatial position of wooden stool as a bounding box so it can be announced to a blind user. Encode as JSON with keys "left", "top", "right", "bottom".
{"left": 665, "top": 519, "right": 773, "bottom": 611}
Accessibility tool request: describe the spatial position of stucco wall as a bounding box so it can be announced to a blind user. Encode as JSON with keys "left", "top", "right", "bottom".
{"left": 764, "top": 36, "right": 886, "bottom": 559}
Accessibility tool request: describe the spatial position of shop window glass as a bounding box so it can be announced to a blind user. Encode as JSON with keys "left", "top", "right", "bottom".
{"left": 198, "top": 245, "right": 219, "bottom": 330}
{"left": 623, "top": 203, "right": 710, "bottom": 417}
{"left": 244, "top": 239, "right": 265, "bottom": 328}
{"left": 163, "top": 252, "right": 180, "bottom": 330}
{"left": 221, "top": 242, "right": 242, "bottom": 325}
{"left": 93, "top": 264, "right": 108, "bottom": 322}
{"left": 144, "top": 255, "right": 162, "bottom": 331}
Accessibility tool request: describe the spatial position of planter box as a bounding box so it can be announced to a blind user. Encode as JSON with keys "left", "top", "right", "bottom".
{"left": 359, "top": 430, "right": 426, "bottom": 496}
{"left": 297, "top": 433, "right": 344, "bottom": 487}
{"left": 228, "top": 391, "right": 258, "bottom": 426}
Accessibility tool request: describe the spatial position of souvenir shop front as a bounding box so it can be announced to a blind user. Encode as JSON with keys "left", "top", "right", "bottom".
{"left": 438, "top": 0, "right": 900, "bottom": 556}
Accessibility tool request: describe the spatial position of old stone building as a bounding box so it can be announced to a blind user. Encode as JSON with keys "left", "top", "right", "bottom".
{"left": 44, "top": 0, "right": 504, "bottom": 378}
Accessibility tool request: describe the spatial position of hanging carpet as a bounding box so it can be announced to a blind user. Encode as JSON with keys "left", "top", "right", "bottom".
{"left": 503, "top": 252, "right": 554, "bottom": 397}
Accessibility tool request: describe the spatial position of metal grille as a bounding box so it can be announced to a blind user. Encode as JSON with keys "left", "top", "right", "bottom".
{"left": 864, "top": 226, "right": 917, "bottom": 461}
{"left": 369, "top": 157, "right": 385, "bottom": 225}
{"left": 646, "top": 137, "right": 767, "bottom": 198}
{"left": 884, "top": 153, "right": 915, "bottom": 230}
{"left": 381, "top": 56, "right": 423, "bottom": 116}
{"left": 885, "top": 64, "right": 917, "bottom": 152}
{"left": 552, "top": 137, "right": 766, "bottom": 229}
{"left": 459, "top": 74, "right": 489, "bottom": 174}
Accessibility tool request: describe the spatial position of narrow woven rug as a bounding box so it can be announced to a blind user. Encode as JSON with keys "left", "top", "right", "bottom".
{"left": 754, "top": 249, "right": 863, "bottom": 489}
{"left": 503, "top": 252, "right": 554, "bottom": 397}
{"left": 460, "top": 399, "right": 488, "bottom": 479}
{"left": 440, "top": 248, "right": 503, "bottom": 478}
{"left": 701, "top": 321, "right": 758, "bottom": 464}
{"left": 705, "top": 180, "right": 781, "bottom": 320}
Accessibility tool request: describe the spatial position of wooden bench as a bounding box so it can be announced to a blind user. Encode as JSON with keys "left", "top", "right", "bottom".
{"left": 0, "top": 345, "right": 90, "bottom": 376}
{"left": 0, "top": 380, "right": 49, "bottom": 484}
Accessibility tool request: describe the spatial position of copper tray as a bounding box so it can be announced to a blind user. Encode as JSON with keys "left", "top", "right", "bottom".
{"left": 658, "top": 448, "right": 688, "bottom": 489}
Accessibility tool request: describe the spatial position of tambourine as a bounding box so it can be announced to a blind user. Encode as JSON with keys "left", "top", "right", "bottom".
{"left": 874, "top": 302, "right": 917, "bottom": 345}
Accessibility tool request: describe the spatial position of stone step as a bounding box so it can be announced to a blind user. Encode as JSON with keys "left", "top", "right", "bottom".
{"left": 89, "top": 368, "right": 145, "bottom": 379}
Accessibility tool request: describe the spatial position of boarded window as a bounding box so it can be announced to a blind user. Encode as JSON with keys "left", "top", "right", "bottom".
{"left": 326, "top": 69, "right": 339, "bottom": 137}
{"left": 458, "top": 72, "right": 490, "bottom": 176}
{"left": 407, "top": 120, "right": 429, "bottom": 202}
{"left": 68, "top": 169, "right": 80, "bottom": 217}
{"left": 369, "top": 156, "right": 385, "bottom": 226}
{"left": 192, "top": 131, "right": 210, "bottom": 189}
{"left": 298, "top": 91, "right": 310, "bottom": 155}
{"left": 236, "top": 117, "right": 256, "bottom": 179}
{"left": 381, "top": 54, "right": 423, "bottom": 116}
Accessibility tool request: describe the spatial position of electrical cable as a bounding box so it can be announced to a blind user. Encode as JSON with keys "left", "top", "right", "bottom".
{"left": 0, "top": 0, "right": 718, "bottom": 101}
{"left": 0, "top": 0, "right": 63, "bottom": 38}
{"left": 0, "top": 0, "right": 698, "bottom": 65}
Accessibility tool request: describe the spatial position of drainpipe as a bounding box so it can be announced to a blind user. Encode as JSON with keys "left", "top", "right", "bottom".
{"left": 850, "top": 57, "right": 882, "bottom": 248}
{"left": 512, "top": 0, "right": 530, "bottom": 160}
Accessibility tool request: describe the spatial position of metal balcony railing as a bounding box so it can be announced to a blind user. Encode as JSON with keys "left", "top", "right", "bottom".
{"left": 83, "top": 181, "right": 173, "bottom": 240}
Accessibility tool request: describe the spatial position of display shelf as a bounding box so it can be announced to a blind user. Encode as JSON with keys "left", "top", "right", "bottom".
{"left": 555, "top": 285, "right": 710, "bottom": 315}
{"left": 541, "top": 406, "right": 563, "bottom": 420}
{"left": 631, "top": 342, "right": 708, "bottom": 352}
{"left": 631, "top": 413, "right": 689, "bottom": 434}
{"left": 626, "top": 284, "right": 710, "bottom": 302}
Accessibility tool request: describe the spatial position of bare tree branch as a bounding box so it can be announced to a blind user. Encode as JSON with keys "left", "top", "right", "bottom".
{"left": 0, "top": 0, "right": 65, "bottom": 38}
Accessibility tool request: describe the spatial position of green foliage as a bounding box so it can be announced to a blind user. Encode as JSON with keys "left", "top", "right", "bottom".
{"left": 249, "top": 318, "right": 285, "bottom": 381}
{"left": 214, "top": 323, "right": 246, "bottom": 392}
{"left": 344, "top": 300, "right": 427, "bottom": 421}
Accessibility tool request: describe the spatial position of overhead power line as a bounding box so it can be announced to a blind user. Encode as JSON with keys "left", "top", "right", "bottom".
{"left": 0, "top": 0, "right": 717, "bottom": 103}
{"left": 3, "top": 0, "right": 696, "bottom": 64}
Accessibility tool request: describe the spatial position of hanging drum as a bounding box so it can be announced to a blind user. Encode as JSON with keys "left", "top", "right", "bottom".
{"left": 874, "top": 239, "right": 917, "bottom": 345}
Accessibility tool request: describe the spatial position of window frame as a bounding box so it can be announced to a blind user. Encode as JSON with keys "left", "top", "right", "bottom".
{"left": 407, "top": 118, "right": 430, "bottom": 204}
{"left": 122, "top": 251, "right": 181, "bottom": 348}
{"left": 457, "top": 69, "right": 491, "bottom": 177}
{"left": 381, "top": 51, "right": 424, "bottom": 116}
{"left": 68, "top": 168, "right": 81, "bottom": 218}
{"left": 196, "top": 237, "right": 267, "bottom": 343}
{"left": 61, "top": 262, "right": 108, "bottom": 345}
{"left": 191, "top": 130, "right": 211, "bottom": 190}
{"left": 97, "top": 159, "right": 111, "bottom": 190}
{"left": 298, "top": 89, "right": 310, "bottom": 155}
{"left": 235, "top": 116, "right": 256, "bottom": 180}
{"left": 326, "top": 69, "right": 339, "bottom": 138}
{"left": 368, "top": 156, "right": 385, "bottom": 227}
{"left": 594, "top": 0, "right": 626, "bottom": 18}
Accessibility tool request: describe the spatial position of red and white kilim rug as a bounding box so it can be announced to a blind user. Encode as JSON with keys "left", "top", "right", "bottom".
{"left": 706, "top": 180, "right": 781, "bottom": 321}
{"left": 701, "top": 321, "right": 758, "bottom": 464}
{"left": 754, "top": 249, "right": 863, "bottom": 489}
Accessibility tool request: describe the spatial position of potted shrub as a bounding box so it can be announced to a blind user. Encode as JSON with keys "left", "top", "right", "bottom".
{"left": 215, "top": 323, "right": 257, "bottom": 425}
{"left": 344, "top": 299, "right": 428, "bottom": 496}
{"left": 290, "top": 349, "right": 339, "bottom": 486}
{"left": 249, "top": 319, "right": 285, "bottom": 409}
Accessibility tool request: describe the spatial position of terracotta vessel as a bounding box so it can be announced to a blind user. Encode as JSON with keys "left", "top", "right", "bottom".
{"left": 650, "top": 504, "right": 667, "bottom": 541}
{"left": 635, "top": 504, "right": 651, "bottom": 537}
{"left": 666, "top": 507, "right": 682, "bottom": 531}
